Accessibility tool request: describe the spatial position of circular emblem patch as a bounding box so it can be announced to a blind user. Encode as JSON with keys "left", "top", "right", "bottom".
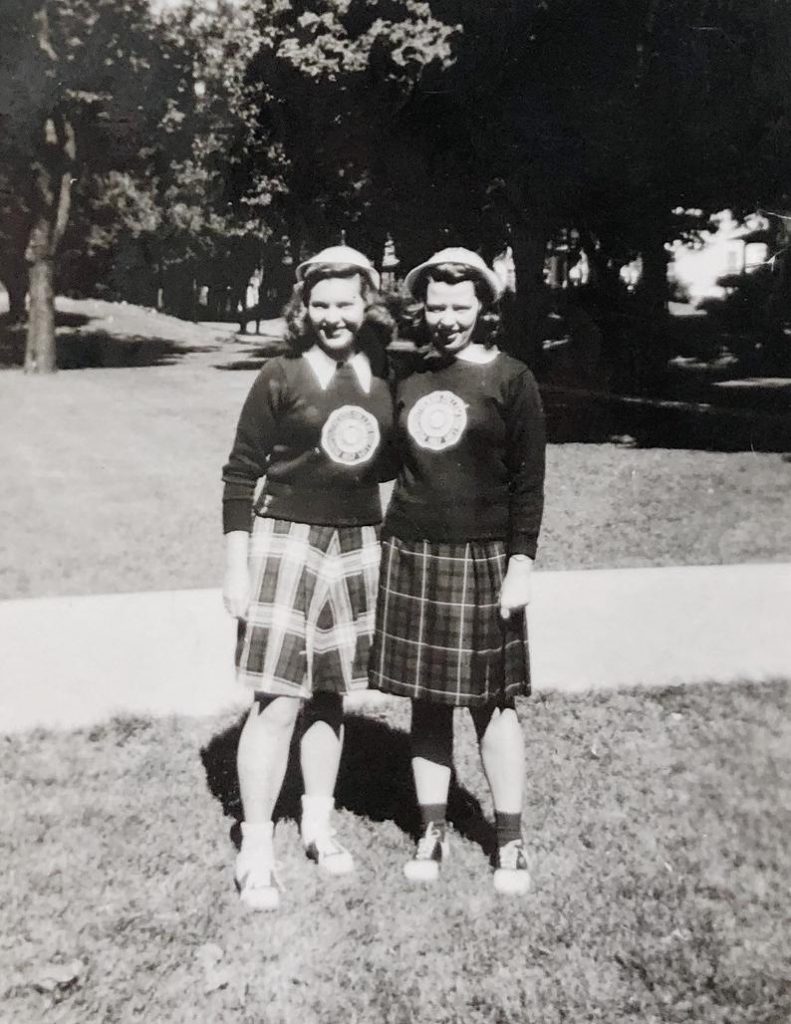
{"left": 321, "top": 405, "right": 381, "bottom": 465}
{"left": 407, "top": 390, "right": 468, "bottom": 451}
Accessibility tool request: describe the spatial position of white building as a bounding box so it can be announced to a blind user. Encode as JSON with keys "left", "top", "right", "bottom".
{"left": 668, "top": 210, "right": 770, "bottom": 307}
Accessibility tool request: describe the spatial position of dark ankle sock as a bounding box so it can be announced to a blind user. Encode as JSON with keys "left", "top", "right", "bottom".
{"left": 495, "top": 811, "right": 522, "bottom": 847}
{"left": 419, "top": 804, "right": 447, "bottom": 835}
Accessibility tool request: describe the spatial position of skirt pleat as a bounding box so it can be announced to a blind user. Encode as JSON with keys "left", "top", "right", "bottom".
{"left": 236, "top": 516, "right": 380, "bottom": 697}
{"left": 369, "top": 535, "right": 530, "bottom": 706}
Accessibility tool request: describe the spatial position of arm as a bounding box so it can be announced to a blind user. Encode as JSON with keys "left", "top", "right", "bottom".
{"left": 376, "top": 368, "right": 401, "bottom": 483}
{"left": 500, "top": 368, "right": 546, "bottom": 618}
{"left": 221, "top": 361, "right": 282, "bottom": 533}
{"left": 221, "top": 363, "right": 282, "bottom": 617}
{"left": 223, "top": 530, "right": 251, "bottom": 619}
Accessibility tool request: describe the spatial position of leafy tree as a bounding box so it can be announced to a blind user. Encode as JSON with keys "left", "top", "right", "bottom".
{"left": 0, "top": 0, "right": 180, "bottom": 371}
{"left": 352, "top": 0, "right": 791, "bottom": 370}
{"left": 3, "top": 0, "right": 789, "bottom": 382}
{"left": 66, "top": 0, "right": 275, "bottom": 320}
{"left": 226, "top": 0, "right": 458, "bottom": 261}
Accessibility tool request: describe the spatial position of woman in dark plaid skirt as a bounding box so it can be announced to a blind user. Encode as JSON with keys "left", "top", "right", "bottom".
{"left": 370, "top": 247, "right": 546, "bottom": 895}
{"left": 222, "top": 246, "right": 394, "bottom": 911}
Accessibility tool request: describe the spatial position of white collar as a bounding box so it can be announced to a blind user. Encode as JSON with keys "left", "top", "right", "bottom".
{"left": 303, "top": 345, "right": 372, "bottom": 394}
{"left": 455, "top": 343, "right": 500, "bottom": 364}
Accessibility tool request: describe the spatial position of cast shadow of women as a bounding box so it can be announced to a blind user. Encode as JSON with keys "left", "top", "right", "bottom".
{"left": 200, "top": 710, "right": 496, "bottom": 856}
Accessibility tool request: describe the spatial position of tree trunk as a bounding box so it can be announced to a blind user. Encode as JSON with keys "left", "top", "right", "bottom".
{"left": 23, "top": 7, "right": 74, "bottom": 374}
{"left": 508, "top": 214, "right": 550, "bottom": 374}
{"left": 763, "top": 215, "right": 791, "bottom": 372}
{"left": 25, "top": 256, "right": 56, "bottom": 372}
{"left": 639, "top": 229, "right": 669, "bottom": 318}
{"left": 634, "top": 224, "right": 670, "bottom": 392}
{"left": 23, "top": 113, "right": 75, "bottom": 374}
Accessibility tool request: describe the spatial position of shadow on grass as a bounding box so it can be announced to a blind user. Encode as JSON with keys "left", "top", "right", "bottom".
{"left": 200, "top": 710, "right": 495, "bottom": 854}
{"left": 1, "top": 310, "right": 92, "bottom": 366}
{"left": 0, "top": 313, "right": 210, "bottom": 369}
{"left": 543, "top": 385, "right": 791, "bottom": 452}
{"left": 214, "top": 339, "right": 288, "bottom": 372}
{"left": 54, "top": 331, "right": 211, "bottom": 368}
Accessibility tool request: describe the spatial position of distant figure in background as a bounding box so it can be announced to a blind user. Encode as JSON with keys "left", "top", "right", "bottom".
{"left": 380, "top": 233, "right": 401, "bottom": 292}
{"left": 370, "top": 247, "right": 546, "bottom": 896}
{"left": 238, "top": 271, "right": 262, "bottom": 335}
{"left": 221, "top": 246, "right": 395, "bottom": 911}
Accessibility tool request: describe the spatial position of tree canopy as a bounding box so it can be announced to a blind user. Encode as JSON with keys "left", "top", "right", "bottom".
{"left": 1, "top": 0, "right": 790, "bottom": 371}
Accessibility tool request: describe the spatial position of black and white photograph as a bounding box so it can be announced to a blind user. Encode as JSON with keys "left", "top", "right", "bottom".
{"left": 1, "top": 1, "right": 790, "bottom": 1021}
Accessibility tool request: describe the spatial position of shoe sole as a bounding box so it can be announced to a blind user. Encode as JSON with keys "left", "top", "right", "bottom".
{"left": 305, "top": 843, "right": 355, "bottom": 876}
{"left": 403, "top": 842, "right": 449, "bottom": 883}
{"left": 403, "top": 860, "right": 441, "bottom": 882}
{"left": 493, "top": 869, "right": 531, "bottom": 895}
{"left": 312, "top": 856, "right": 355, "bottom": 876}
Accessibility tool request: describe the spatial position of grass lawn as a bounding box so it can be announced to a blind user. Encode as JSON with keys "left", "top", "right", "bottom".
{"left": 2, "top": 301, "right": 790, "bottom": 1022}
{"left": 1, "top": 300, "right": 790, "bottom": 599}
{"left": 2, "top": 681, "right": 789, "bottom": 1023}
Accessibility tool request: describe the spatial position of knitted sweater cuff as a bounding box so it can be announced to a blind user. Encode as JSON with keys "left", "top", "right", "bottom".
{"left": 222, "top": 497, "right": 253, "bottom": 534}
{"left": 509, "top": 531, "right": 538, "bottom": 560}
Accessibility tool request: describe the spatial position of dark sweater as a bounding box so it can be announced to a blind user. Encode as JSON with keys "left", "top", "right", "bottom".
{"left": 222, "top": 354, "right": 395, "bottom": 532}
{"left": 384, "top": 350, "right": 546, "bottom": 557}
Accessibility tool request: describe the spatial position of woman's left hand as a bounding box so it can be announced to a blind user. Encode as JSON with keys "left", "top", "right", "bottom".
{"left": 499, "top": 556, "right": 534, "bottom": 620}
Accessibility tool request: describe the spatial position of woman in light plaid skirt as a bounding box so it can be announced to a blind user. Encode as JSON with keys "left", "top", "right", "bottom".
{"left": 222, "top": 246, "right": 394, "bottom": 911}
{"left": 370, "top": 248, "right": 546, "bottom": 895}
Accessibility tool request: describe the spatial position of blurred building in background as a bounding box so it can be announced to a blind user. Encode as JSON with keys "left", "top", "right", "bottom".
{"left": 668, "top": 211, "right": 770, "bottom": 306}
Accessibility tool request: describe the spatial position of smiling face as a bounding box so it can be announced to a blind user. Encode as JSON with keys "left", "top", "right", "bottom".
{"left": 306, "top": 275, "right": 366, "bottom": 359}
{"left": 423, "top": 278, "right": 482, "bottom": 354}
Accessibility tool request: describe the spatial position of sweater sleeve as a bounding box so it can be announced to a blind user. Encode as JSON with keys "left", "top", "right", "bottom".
{"left": 505, "top": 366, "right": 546, "bottom": 559}
{"left": 376, "top": 369, "right": 400, "bottom": 483}
{"left": 221, "top": 361, "right": 284, "bottom": 533}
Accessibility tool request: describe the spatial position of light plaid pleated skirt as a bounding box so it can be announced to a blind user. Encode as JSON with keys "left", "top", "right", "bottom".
{"left": 235, "top": 516, "right": 380, "bottom": 697}
{"left": 369, "top": 535, "right": 530, "bottom": 707}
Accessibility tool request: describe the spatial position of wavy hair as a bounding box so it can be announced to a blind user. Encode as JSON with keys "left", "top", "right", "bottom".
{"left": 401, "top": 262, "right": 502, "bottom": 349}
{"left": 282, "top": 262, "right": 394, "bottom": 370}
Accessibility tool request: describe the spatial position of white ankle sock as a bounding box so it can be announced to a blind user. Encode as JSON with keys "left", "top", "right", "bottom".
{"left": 301, "top": 795, "right": 333, "bottom": 843}
{"left": 240, "top": 820, "right": 274, "bottom": 856}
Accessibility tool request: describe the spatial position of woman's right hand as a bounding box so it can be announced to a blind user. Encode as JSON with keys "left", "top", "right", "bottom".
{"left": 223, "top": 566, "right": 250, "bottom": 619}
{"left": 223, "top": 531, "right": 251, "bottom": 619}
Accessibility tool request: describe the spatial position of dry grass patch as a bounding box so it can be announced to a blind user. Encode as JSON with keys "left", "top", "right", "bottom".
{"left": 2, "top": 681, "right": 789, "bottom": 1023}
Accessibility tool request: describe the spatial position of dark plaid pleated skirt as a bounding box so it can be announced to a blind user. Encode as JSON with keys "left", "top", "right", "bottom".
{"left": 236, "top": 517, "right": 380, "bottom": 698}
{"left": 369, "top": 535, "right": 530, "bottom": 707}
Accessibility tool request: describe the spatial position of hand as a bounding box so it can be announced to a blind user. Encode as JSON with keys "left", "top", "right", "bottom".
{"left": 499, "top": 556, "right": 533, "bottom": 620}
{"left": 223, "top": 564, "right": 250, "bottom": 619}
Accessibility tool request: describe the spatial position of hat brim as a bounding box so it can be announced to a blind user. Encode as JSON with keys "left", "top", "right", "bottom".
{"left": 295, "top": 259, "right": 381, "bottom": 292}
{"left": 404, "top": 260, "right": 503, "bottom": 303}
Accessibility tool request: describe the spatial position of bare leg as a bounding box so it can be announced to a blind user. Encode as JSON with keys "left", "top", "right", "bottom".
{"left": 300, "top": 692, "right": 344, "bottom": 799}
{"left": 237, "top": 695, "right": 300, "bottom": 823}
{"left": 471, "top": 703, "right": 529, "bottom": 893}
{"left": 404, "top": 701, "right": 454, "bottom": 881}
{"left": 235, "top": 695, "right": 301, "bottom": 909}
{"left": 471, "top": 704, "right": 524, "bottom": 813}
{"left": 411, "top": 701, "right": 454, "bottom": 807}
{"left": 298, "top": 693, "right": 353, "bottom": 873}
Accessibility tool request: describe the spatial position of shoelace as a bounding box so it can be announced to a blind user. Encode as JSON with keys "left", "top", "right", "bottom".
{"left": 238, "top": 856, "right": 282, "bottom": 892}
{"left": 310, "top": 828, "right": 349, "bottom": 859}
{"left": 497, "top": 840, "right": 526, "bottom": 871}
{"left": 414, "top": 824, "right": 443, "bottom": 859}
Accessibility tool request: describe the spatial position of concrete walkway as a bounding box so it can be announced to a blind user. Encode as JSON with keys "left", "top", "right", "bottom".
{"left": 1, "top": 563, "right": 789, "bottom": 733}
